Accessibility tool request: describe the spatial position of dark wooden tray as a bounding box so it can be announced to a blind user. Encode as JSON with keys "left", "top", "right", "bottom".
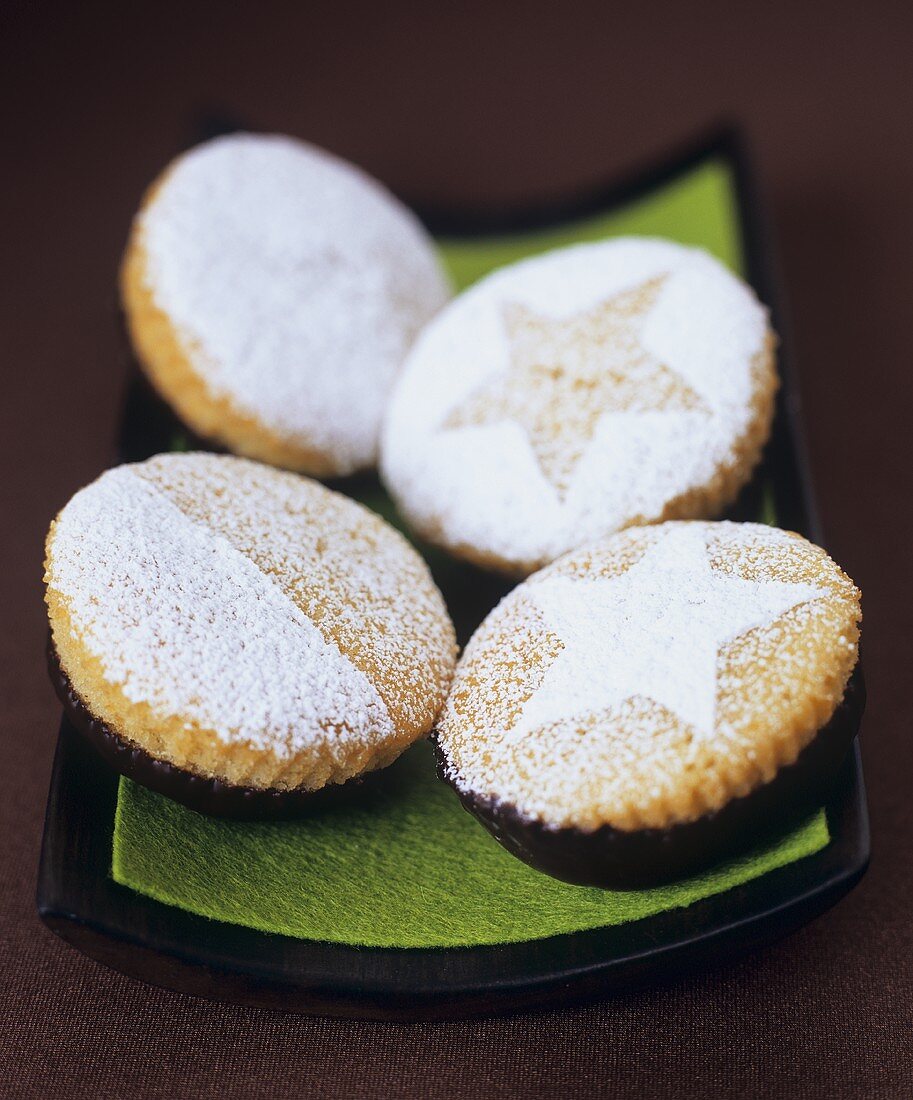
{"left": 37, "top": 124, "right": 869, "bottom": 1021}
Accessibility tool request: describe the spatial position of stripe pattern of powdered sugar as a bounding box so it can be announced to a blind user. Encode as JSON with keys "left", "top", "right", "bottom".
{"left": 129, "top": 452, "right": 455, "bottom": 734}
{"left": 46, "top": 468, "right": 393, "bottom": 758}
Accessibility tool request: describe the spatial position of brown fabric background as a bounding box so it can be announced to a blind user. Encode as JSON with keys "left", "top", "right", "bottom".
{"left": 2, "top": 1, "right": 911, "bottom": 1096}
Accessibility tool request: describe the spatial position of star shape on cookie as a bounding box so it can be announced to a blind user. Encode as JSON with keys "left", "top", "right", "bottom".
{"left": 442, "top": 275, "right": 708, "bottom": 500}
{"left": 515, "top": 525, "right": 826, "bottom": 739}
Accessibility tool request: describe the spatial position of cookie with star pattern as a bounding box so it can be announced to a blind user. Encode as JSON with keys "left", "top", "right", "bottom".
{"left": 121, "top": 133, "right": 451, "bottom": 478}
{"left": 381, "top": 237, "right": 778, "bottom": 575}
{"left": 435, "top": 521, "right": 862, "bottom": 886}
{"left": 44, "top": 453, "right": 456, "bottom": 819}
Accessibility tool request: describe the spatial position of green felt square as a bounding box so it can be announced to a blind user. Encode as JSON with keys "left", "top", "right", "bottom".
{"left": 110, "top": 155, "right": 830, "bottom": 948}
{"left": 113, "top": 744, "right": 827, "bottom": 948}
{"left": 438, "top": 157, "right": 744, "bottom": 290}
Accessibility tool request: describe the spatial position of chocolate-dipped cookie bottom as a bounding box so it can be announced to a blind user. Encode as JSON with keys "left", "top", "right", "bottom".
{"left": 435, "top": 668, "right": 865, "bottom": 889}
{"left": 48, "top": 638, "right": 380, "bottom": 820}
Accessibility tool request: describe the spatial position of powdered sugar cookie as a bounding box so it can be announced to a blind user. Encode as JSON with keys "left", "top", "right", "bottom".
{"left": 381, "top": 238, "right": 777, "bottom": 575}
{"left": 45, "top": 454, "right": 456, "bottom": 818}
{"left": 121, "top": 133, "right": 450, "bottom": 477}
{"left": 436, "top": 521, "right": 862, "bottom": 886}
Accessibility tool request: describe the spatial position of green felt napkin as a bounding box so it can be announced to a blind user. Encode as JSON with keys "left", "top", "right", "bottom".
{"left": 110, "top": 154, "right": 830, "bottom": 947}
{"left": 439, "top": 156, "right": 743, "bottom": 288}
{"left": 113, "top": 743, "right": 826, "bottom": 948}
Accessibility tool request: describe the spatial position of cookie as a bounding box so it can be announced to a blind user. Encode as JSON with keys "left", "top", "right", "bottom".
{"left": 121, "top": 133, "right": 451, "bottom": 478}
{"left": 381, "top": 238, "right": 777, "bottom": 575}
{"left": 44, "top": 453, "right": 457, "bottom": 818}
{"left": 435, "top": 521, "right": 862, "bottom": 886}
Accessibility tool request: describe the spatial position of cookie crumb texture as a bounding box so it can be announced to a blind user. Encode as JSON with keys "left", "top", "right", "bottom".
{"left": 121, "top": 133, "right": 451, "bottom": 477}
{"left": 382, "top": 238, "right": 777, "bottom": 575}
{"left": 44, "top": 454, "right": 457, "bottom": 792}
{"left": 437, "top": 521, "right": 861, "bottom": 832}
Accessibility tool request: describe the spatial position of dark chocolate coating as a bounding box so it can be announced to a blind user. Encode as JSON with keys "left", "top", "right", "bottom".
{"left": 435, "top": 668, "right": 865, "bottom": 889}
{"left": 47, "top": 639, "right": 380, "bottom": 820}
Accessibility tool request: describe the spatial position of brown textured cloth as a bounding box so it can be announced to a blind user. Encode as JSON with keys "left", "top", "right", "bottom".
{"left": 2, "top": 1, "right": 911, "bottom": 1096}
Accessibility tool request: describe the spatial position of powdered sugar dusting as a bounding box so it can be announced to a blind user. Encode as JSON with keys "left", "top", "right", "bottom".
{"left": 46, "top": 466, "right": 394, "bottom": 758}
{"left": 438, "top": 521, "right": 861, "bottom": 830}
{"left": 518, "top": 525, "right": 823, "bottom": 738}
{"left": 382, "top": 238, "right": 773, "bottom": 568}
{"left": 131, "top": 453, "right": 455, "bottom": 732}
{"left": 138, "top": 133, "right": 451, "bottom": 473}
